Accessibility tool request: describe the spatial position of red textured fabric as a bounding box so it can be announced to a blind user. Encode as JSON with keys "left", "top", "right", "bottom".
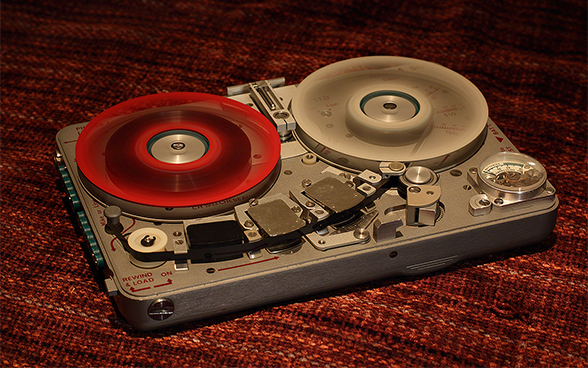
{"left": 2, "top": 0, "right": 586, "bottom": 366}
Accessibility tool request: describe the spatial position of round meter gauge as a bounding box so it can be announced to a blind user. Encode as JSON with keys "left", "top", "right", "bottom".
{"left": 477, "top": 152, "right": 547, "bottom": 201}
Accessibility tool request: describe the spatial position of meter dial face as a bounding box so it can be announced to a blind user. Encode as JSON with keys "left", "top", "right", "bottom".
{"left": 478, "top": 152, "right": 547, "bottom": 200}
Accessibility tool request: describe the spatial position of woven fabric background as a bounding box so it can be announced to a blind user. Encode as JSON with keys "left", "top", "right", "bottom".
{"left": 2, "top": 0, "right": 586, "bottom": 366}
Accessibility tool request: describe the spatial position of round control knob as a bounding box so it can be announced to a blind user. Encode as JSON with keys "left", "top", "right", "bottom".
{"left": 104, "top": 205, "right": 123, "bottom": 234}
{"left": 398, "top": 166, "right": 438, "bottom": 197}
{"left": 404, "top": 166, "right": 436, "bottom": 185}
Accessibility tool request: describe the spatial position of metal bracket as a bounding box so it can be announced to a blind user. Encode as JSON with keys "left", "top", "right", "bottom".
{"left": 406, "top": 185, "right": 441, "bottom": 226}
{"left": 306, "top": 229, "right": 371, "bottom": 251}
{"left": 248, "top": 80, "right": 296, "bottom": 133}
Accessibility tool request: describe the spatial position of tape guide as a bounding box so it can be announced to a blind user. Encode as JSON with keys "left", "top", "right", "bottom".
{"left": 55, "top": 56, "right": 558, "bottom": 330}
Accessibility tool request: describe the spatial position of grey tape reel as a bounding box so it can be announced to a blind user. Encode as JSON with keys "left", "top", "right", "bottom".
{"left": 291, "top": 56, "right": 489, "bottom": 172}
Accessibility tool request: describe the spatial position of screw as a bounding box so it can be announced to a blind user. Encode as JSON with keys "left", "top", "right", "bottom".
{"left": 302, "top": 179, "right": 312, "bottom": 187}
{"left": 148, "top": 299, "right": 174, "bottom": 321}
{"left": 408, "top": 186, "right": 421, "bottom": 193}
{"left": 479, "top": 199, "right": 491, "bottom": 206}
{"left": 244, "top": 220, "right": 254, "bottom": 228}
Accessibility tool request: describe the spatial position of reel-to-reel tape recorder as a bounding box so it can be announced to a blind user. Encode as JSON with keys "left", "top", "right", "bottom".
{"left": 55, "top": 56, "right": 558, "bottom": 330}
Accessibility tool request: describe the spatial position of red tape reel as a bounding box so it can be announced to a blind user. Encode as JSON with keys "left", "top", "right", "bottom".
{"left": 76, "top": 93, "right": 281, "bottom": 217}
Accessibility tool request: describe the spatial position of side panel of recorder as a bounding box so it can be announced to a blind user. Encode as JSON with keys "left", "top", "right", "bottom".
{"left": 113, "top": 205, "right": 557, "bottom": 330}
